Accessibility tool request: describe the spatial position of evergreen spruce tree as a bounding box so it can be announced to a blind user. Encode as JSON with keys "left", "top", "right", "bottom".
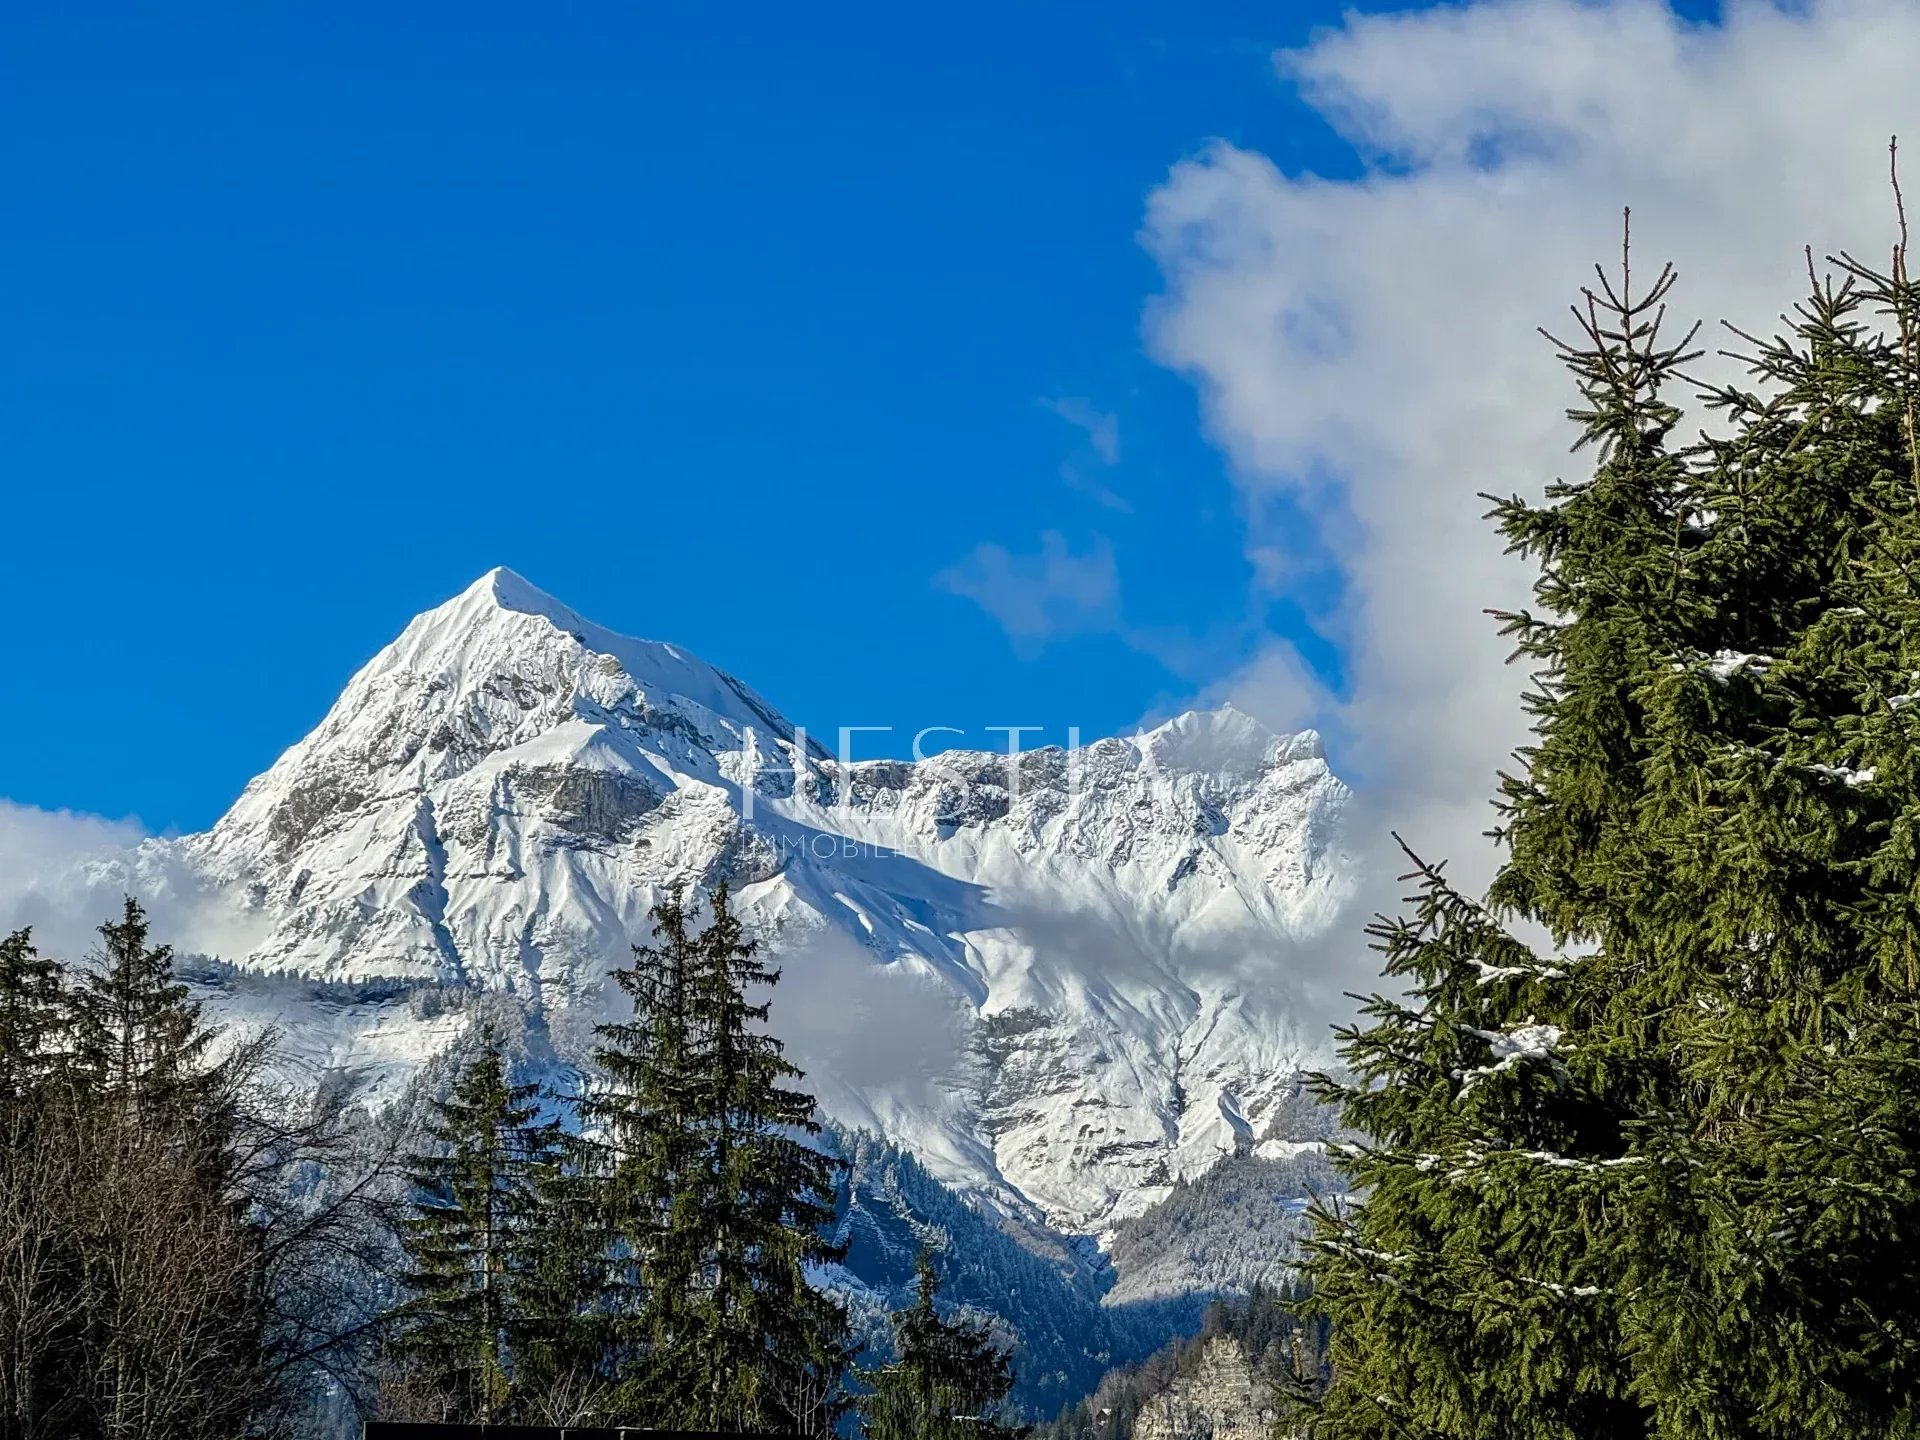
{"left": 2, "top": 904, "right": 279, "bottom": 1439}
{"left": 513, "top": 1125, "right": 617, "bottom": 1409}
{"left": 68, "top": 897, "right": 220, "bottom": 1121}
{"left": 1298, "top": 209, "right": 1920, "bottom": 1439}
{"left": 0, "top": 929, "right": 63, "bottom": 1123}
{"left": 857, "top": 1251, "right": 1027, "bottom": 1440}
{"left": 582, "top": 885, "right": 701, "bottom": 1395}
{"left": 680, "top": 881, "right": 852, "bottom": 1433}
{"left": 588, "top": 883, "right": 853, "bottom": 1434}
{"left": 388, "top": 1035, "right": 563, "bottom": 1422}
{"left": 1298, "top": 237, "right": 1712, "bottom": 1440}
{"left": 1637, "top": 230, "right": 1920, "bottom": 1433}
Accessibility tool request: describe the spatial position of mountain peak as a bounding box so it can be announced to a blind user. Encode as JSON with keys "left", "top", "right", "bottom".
{"left": 186, "top": 574, "right": 1353, "bottom": 1236}
{"left": 399, "top": 568, "right": 676, "bottom": 686}
{"left": 325, "top": 568, "right": 804, "bottom": 769}
{"left": 1138, "top": 703, "right": 1323, "bottom": 777}
{"left": 444, "top": 565, "right": 589, "bottom": 630}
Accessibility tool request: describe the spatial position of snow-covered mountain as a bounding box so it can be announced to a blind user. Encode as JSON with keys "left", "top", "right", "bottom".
{"left": 177, "top": 568, "right": 1353, "bottom": 1233}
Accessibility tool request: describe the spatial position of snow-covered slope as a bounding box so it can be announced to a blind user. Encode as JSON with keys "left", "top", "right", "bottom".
{"left": 180, "top": 568, "right": 1353, "bottom": 1233}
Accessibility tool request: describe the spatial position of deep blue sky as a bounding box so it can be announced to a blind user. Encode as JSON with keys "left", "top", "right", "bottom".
{"left": 1, "top": 1, "right": 1711, "bottom": 832}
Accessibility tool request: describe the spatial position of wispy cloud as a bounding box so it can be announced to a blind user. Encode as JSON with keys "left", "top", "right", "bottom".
{"left": 1041, "top": 395, "right": 1131, "bottom": 511}
{"left": 937, "top": 531, "right": 1121, "bottom": 651}
{"left": 1144, "top": 0, "right": 1920, "bottom": 952}
{"left": 1041, "top": 396, "right": 1121, "bottom": 466}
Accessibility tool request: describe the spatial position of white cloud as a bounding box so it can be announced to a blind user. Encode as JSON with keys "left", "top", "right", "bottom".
{"left": 1041, "top": 396, "right": 1132, "bottom": 511}
{"left": 0, "top": 800, "right": 267, "bottom": 961}
{"left": 1210, "top": 640, "right": 1328, "bottom": 745}
{"left": 1041, "top": 396, "right": 1122, "bottom": 466}
{"left": 937, "top": 530, "right": 1121, "bottom": 648}
{"left": 767, "top": 928, "right": 974, "bottom": 1123}
{"left": 1143, "top": 0, "right": 1920, "bottom": 948}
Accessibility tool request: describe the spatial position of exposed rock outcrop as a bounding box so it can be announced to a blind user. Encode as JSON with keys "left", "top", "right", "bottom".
{"left": 1129, "top": 1337, "right": 1274, "bottom": 1440}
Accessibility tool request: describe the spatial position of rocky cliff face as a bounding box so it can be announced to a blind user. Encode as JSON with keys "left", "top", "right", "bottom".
{"left": 174, "top": 568, "right": 1354, "bottom": 1234}
{"left": 1129, "top": 1338, "right": 1274, "bottom": 1440}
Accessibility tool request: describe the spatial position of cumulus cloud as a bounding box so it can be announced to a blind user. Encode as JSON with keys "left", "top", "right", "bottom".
{"left": 937, "top": 530, "right": 1122, "bottom": 649}
{"left": 1144, "top": 0, "right": 1920, "bottom": 946}
{"left": 0, "top": 800, "right": 266, "bottom": 961}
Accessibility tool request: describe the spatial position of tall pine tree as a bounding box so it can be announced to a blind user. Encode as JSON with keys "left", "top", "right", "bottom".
{"left": 587, "top": 883, "right": 853, "bottom": 1434}
{"left": 511, "top": 1125, "right": 616, "bottom": 1412}
{"left": 1299, "top": 207, "right": 1920, "bottom": 1438}
{"left": 0, "top": 929, "right": 63, "bottom": 1125}
{"left": 2, "top": 902, "right": 277, "bottom": 1439}
{"left": 857, "top": 1251, "right": 1026, "bottom": 1440}
{"left": 68, "top": 897, "right": 220, "bottom": 1122}
{"left": 1635, "top": 227, "right": 1920, "bottom": 1434}
{"left": 387, "top": 1035, "right": 564, "bottom": 1422}
{"left": 1299, "top": 236, "right": 1713, "bottom": 1440}
{"left": 582, "top": 884, "right": 701, "bottom": 1392}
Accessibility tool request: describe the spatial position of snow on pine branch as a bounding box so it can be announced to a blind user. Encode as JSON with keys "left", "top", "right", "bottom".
{"left": 1456, "top": 1021, "right": 1563, "bottom": 1094}
{"left": 1415, "top": 1146, "right": 1643, "bottom": 1181}
{"left": 1804, "top": 763, "right": 1877, "bottom": 787}
{"left": 1670, "top": 651, "right": 1774, "bottom": 681}
{"left": 1469, "top": 958, "right": 1568, "bottom": 986}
